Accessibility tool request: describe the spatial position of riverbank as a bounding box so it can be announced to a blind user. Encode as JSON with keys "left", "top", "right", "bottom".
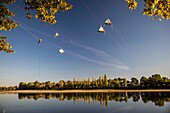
{"left": 1, "top": 89, "right": 170, "bottom": 94}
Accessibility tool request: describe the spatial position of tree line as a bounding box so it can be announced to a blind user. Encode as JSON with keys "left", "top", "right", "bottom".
{"left": 0, "top": 74, "right": 170, "bottom": 90}
{"left": 18, "top": 92, "right": 170, "bottom": 107}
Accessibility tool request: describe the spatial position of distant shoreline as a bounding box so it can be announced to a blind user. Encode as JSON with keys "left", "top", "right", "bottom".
{"left": 1, "top": 89, "right": 170, "bottom": 94}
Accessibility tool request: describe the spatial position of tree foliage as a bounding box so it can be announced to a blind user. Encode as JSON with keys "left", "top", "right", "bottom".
{"left": 0, "top": 0, "right": 17, "bottom": 53}
{"left": 25, "top": 0, "right": 72, "bottom": 24}
{"left": 0, "top": 35, "right": 14, "bottom": 53}
{"left": 125, "top": 0, "right": 138, "bottom": 10}
{"left": 125, "top": 0, "right": 170, "bottom": 21}
{"left": 142, "top": 0, "right": 170, "bottom": 21}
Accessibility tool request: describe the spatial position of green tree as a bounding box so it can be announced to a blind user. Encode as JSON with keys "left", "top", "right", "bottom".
{"left": 45, "top": 81, "right": 52, "bottom": 89}
{"left": 87, "top": 77, "right": 91, "bottom": 88}
{"left": 59, "top": 80, "right": 64, "bottom": 89}
{"left": 34, "top": 80, "right": 40, "bottom": 89}
{"left": 122, "top": 78, "right": 127, "bottom": 88}
{"left": 98, "top": 75, "right": 104, "bottom": 88}
{"left": 131, "top": 77, "right": 139, "bottom": 88}
{"left": 103, "top": 74, "right": 108, "bottom": 87}
{"left": 19, "top": 82, "right": 27, "bottom": 90}
{"left": 94, "top": 78, "right": 98, "bottom": 88}
{"left": 83, "top": 79, "right": 87, "bottom": 88}
{"left": 77, "top": 78, "right": 82, "bottom": 88}
{"left": 72, "top": 77, "right": 77, "bottom": 88}
{"left": 151, "top": 74, "right": 162, "bottom": 88}
{"left": 13, "top": 86, "right": 18, "bottom": 90}
{"left": 162, "top": 77, "right": 168, "bottom": 88}
{"left": 65, "top": 80, "right": 71, "bottom": 89}
{"left": 140, "top": 76, "right": 148, "bottom": 88}
{"left": 7, "top": 86, "right": 13, "bottom": 90}
{"left": 113, "top": 78, "right": 121, "bottom": 88}
{"left": 27, "top": 82, "right": 34, "bottom": 89}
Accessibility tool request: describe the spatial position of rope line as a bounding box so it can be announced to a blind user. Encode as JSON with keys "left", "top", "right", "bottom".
{"left": 81, "top": 0, "right": 101, "bottom": 25}
{"left": 96, "top": 0, "right": 108, "bottom": 18}
{"left": 12, "top": 18, "right": 39, "bottom": 40}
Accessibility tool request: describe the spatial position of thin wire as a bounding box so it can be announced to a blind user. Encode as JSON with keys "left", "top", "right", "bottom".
{"left": 114, "top": 28, "right": 138, "bottom": 60}
{"left": 13, "top": 3, "right": 24, "bottom": 11}
{"left": 38, "top": 20, "right": 56, "bottom": 34}
{"left": 12, "top": 18, "right": 39, "bottom": 40}
{"left": 30, "top": 29, "right": 54, "bottom": 38}
{"left": 96, "top": 0, "right": 108, "bottom": 18}
{"left": 107, "top": 32, "right": 126, "bottom": 53}
{"left": 81, "top": 0, "right": 101, "bottom": 25}
{"left": 59, "top": 34, "right": 73, "bottom": 43}
{"left": 38, "top": 45, "right": 40, "bottom": 81}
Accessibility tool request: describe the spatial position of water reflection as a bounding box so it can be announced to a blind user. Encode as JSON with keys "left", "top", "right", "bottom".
{"left": 18, "top": 92, "right": 170, "bottom": 107}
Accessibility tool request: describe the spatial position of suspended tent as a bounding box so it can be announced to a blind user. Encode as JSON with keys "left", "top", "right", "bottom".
{"left": 38, "top": 38, "right": 42, "bottom": 44}
{"left": 98, "top": 26, "right": 105, "bottom": 33}
{"left": 58, "top": 48, "right": 64, "bottom": 54}
{"left": 54, "top": 32, "right": 59, "bottom": 37}
{"left": 26, "top": 13, "right": 32, "bottom": 19}
{"left": 104, "top": 18, "right": 112, "bottom": 25}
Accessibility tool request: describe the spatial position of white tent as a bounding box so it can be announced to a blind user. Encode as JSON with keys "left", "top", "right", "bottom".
{"left": 105, "top": 18, "right": 112, "bottom": 25}
{"left": 98, "top": 26, "right": 105, "bottom": 33}
{"left": 58, "top": 48, "right": 64, "bottom": 54}
{"left": 54, "top": 33, "right": 59, "bottom": 37}
{"left": 38, "top": 38, "right": 42, "bottom": 44}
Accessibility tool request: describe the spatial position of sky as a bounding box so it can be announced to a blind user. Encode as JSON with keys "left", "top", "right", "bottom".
{"left": 0, "top": 0, "right": 170, "bottom": 86}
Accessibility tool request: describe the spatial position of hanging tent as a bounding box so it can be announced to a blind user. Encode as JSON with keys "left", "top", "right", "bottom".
{"left": 58, "top": 48, "right": 64, "bottom": 54}
{"left": 105, "top": 18, "right": 112, "bottom": 25}
{"left": 27, "top": 13, "right": 32, "bottom": 19}
{"left": 38, "top": 38, "right": 42, "bottom": 44}
{"left": 98, "top": 26, "right": 105, "bottom": 33}
{"left": 54, "top": 33, "right": 59, "bottom": 37}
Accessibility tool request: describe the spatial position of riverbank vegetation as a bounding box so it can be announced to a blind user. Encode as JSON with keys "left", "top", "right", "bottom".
{"left": 1, "top": 74, "right": 170, "bottom": 90}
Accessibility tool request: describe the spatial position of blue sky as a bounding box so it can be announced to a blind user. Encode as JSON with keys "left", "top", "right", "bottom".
{"left": 1, "top": 0, "right": 170, "bottom": 86}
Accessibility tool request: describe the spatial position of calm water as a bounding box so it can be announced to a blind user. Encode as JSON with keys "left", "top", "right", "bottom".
{"left": 0, "top": 92, "right": 170, "bottom": 113}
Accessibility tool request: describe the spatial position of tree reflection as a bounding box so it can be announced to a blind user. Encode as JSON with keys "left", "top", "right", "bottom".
{"left": 18, "top": 92, "right": 170, "bottom": 107}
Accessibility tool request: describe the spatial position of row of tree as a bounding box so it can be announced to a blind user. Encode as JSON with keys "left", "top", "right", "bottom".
{"left": 18, "top": 92, "right": 170, "bottom": 107}
{"left": 0, "top": 86, "right": 18, "bottom": 91}
{"left": 0, "top": 74, "right": 170, "bottom": 90}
